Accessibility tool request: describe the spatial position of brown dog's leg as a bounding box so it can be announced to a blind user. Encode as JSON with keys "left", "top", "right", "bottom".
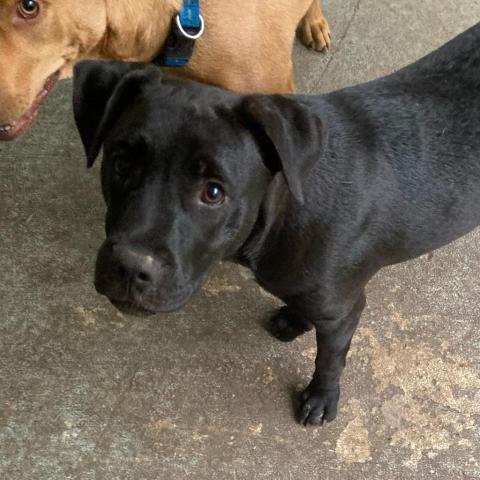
{"left": 300, "top": 0, "right": 332, "bottom": 51}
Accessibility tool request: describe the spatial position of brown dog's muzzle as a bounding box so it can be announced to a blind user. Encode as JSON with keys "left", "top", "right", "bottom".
{"left": 0, "top": 68, "right": 61, "bottom": 141}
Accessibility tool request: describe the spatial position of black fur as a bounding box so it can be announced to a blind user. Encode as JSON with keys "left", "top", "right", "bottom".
{"left": 73, "top": 23, "right": 480, "bottom": 425}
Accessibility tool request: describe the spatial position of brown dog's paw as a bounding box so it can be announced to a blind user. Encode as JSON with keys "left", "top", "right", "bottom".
{"left": 299, "top": 385, "right": 339, "bottom": 426}
{"left": 300, "top": 2, "right": 332, "bottom": 52}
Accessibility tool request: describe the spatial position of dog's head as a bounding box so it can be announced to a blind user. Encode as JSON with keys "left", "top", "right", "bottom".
{"left": 0, "top": 0, "right": 107, "bottom": 140}
{"left": 73, "top": 61, "right": 324, "bottom": 315}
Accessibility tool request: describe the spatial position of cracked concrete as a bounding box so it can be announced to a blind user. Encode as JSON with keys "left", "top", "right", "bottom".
{"left": 1, "top": 1, "right": 480, "bottom": 479}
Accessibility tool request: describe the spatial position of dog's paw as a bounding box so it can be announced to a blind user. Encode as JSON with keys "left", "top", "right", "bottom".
{"left": 299, "top": 385, "right": 340, "bottom": 426}
{"left": 267, "top": 307, "right": 311, "bottom": 342}
{"left": 301, "top": 10, "right": 332, "bottom": 52}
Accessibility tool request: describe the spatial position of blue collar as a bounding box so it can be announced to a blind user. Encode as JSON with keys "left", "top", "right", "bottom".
{"left": 178, "top": 0, "right": 202, "bottom": 30}
{"left": 154, "top": 0, "right": 204, "bottom": 67}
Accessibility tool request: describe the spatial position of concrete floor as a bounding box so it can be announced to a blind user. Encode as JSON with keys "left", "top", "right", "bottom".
{"left": 1, "top": 1, "right": 479, "bottom": 479}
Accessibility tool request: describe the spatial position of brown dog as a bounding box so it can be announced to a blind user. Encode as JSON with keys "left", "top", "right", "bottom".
{"left": 0, "top": 0, "right": 331, "bottom": 141}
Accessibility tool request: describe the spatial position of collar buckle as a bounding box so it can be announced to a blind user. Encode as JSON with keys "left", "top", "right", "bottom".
{"left": 175, "top": 13, "right": 205, "bottom": 40}
{"left": 152, "top": 0, "right": 204, "bottom": 68}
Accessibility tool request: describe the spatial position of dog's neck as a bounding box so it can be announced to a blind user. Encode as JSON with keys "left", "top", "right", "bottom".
{"left": 234, "top": 174, "right": 290, "bottom": 272}
{"left": 98, "top": 0, "right": 183, "bottom": 61}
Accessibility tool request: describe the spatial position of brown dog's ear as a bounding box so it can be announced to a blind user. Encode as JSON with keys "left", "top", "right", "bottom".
{"left": 241, "top": 95, "right": 325, "bottom": 203}
{"left": 73, "top": 60, "right": 160, "bottom": 167}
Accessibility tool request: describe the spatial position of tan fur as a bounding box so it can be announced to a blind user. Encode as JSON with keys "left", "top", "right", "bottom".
{"left": 0, "top": 0, "right": 331, "bottom": 127}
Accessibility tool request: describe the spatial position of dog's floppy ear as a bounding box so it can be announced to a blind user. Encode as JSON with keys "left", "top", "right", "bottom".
{"left": 73, "top": 60, "right": 160, "bottom": 167}
{"left": 241, "top": 95, "right": 325, "bottom": 203}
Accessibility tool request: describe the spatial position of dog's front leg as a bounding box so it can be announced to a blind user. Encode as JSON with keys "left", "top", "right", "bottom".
{"left": 299, "top": 292, "right": 366, "bottom": 426}
{"left": 300, "top": 1, "right": 332, "bottom": 51}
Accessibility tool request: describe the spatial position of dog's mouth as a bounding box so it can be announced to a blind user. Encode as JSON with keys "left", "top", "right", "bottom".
{"left": 0, "top": 70, "right": 61, "bottom": 141}
{"left": 110, "top": 300, "right": 157, "bottom": 317}
{"left": 108, "top": 286, "right": 195, "bottom": 317}
{"left": 103, "top": 276, "right": 207, "bottom": 318}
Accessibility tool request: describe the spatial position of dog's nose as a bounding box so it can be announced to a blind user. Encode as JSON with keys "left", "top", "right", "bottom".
{"left": 112, "top": 245, "right": 159, "bottom": 287}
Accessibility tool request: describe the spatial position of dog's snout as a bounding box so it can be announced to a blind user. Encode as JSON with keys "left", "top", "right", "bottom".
{"left": 95, "top": 239, "right": 194, "bottom": 314}
{"left": 112, "top": 245, "right": 160, "bottom": 288}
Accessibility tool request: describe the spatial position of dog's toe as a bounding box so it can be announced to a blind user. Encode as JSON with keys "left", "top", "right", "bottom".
{"left": 299, "top": 386, "right": 339, "bottom": 426}
{"left": 301, "top": 16, "right": 332, "bottom": 52}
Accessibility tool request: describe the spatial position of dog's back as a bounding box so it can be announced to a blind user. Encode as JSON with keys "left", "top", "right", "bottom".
{"left": 394, "top": 21, "right": 480, "bottom": 91}
{"left": 292, "top": 23, "right": 480, "bottom": 268}
{"left": 374, "top": 22, "right": 480, "bottom": 253}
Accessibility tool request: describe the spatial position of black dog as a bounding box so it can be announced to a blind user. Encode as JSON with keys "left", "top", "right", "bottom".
{"left": 73, "top": 23, "right": 480, "bottom": 426}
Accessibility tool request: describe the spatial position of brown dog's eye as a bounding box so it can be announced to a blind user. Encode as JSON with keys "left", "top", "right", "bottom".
{"left": 201, "top": 182, "right": 225, "bottom": 205}
{"left": 17, "top": 0, "right": 40, "bottom": 19}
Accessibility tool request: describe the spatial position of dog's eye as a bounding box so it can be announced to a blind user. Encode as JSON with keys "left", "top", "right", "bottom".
{"left": 201, "top": 182, "right": 225, "bottom": 205}
{"left": 114, "top": 157, "right": 132, "bottom": 179}
{"left": 17, "top": 0, "right": 40, "bottom": 19}
{"left": 112, "top": 156, "right": 143, "bottom": 191}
